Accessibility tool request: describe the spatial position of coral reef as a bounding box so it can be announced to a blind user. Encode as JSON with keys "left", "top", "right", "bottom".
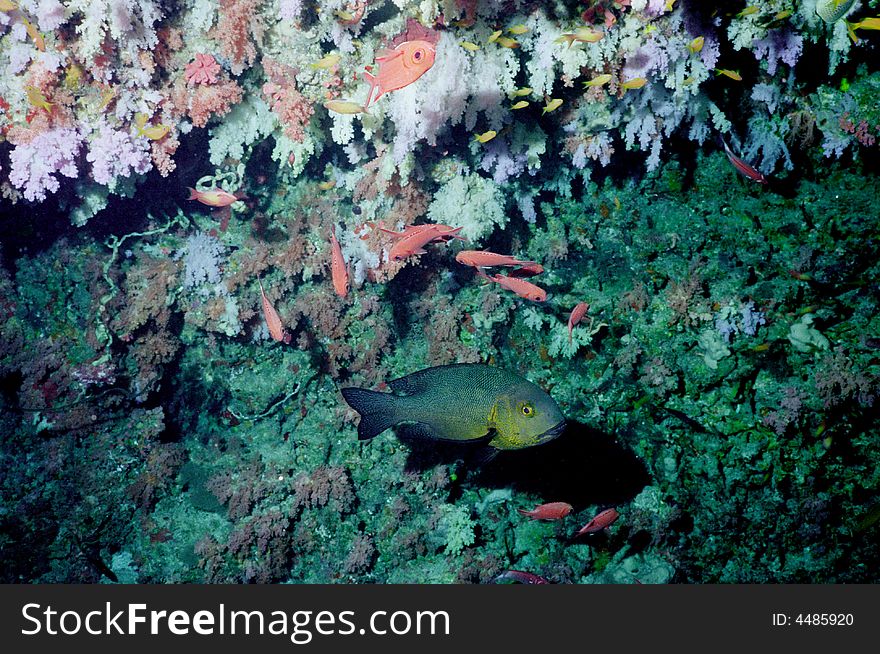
{"left": 1, "top": 1, "right": 879, "bottom": 583}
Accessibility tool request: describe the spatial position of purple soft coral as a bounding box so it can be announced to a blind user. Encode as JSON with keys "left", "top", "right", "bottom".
{"left": 9, "top": 127, "right": 83, "bottom": 202}
{"left": 479, "top": 140, "right": 527, "bottom": 184}
{"left": 86, "top": 122, "right": 152, "bottom": 188}
{"left": 752, "top": 29, "right": 803, "bottom": 77}
{"left": 34, "top": 0, "right": 67, "bottom": 30}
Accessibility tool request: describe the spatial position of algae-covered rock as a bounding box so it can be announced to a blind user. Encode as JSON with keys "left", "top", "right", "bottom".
{"left": 788, "top": 314, "right": 830, "bottom": 353}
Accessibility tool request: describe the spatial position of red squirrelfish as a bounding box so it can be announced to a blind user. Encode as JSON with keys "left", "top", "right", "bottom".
{"left": 187, "top": 187, "right": 239, "bottom": 207}
{"left": 568, "top": 301, "right": 590, "bottom": 344}
{"left": 381, "top": 223, "right": 465, "bottom": 243}
{"left": 721, "top": 140, "right": 768, "bottom": 184}
{"left": 364, "top": 40, "right": 436, "bottom": 107}
{"left": 489, "top": 274, "right": 547, "bottom": 302}
{"left": 389, "top": 225, "right": 459, "bottom": 261}
{"left": 258, "top": 280, "right": 286, "bottom": 343}
{"left": 330, "top": 227, "right": 350, "bottom": 298}
{"left": 455, "top": 250, "right": 536, "bottom": 269}
{"left": 518, "top": 501, "right": 573, "bottom": 521}
{"left": 507, "top": 262, "right": 545, "bottom": 278}
{"left": 575, "top": 508, "right": 619, "bottom": 536}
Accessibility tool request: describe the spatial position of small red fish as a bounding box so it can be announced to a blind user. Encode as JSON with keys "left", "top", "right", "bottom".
{"left": 187, "top": 187, "right": 239, "bottom": 207}
{"left": 389, "top": 224, "right": 461, "bottom": 261}
{"left": 507, "top": 262, "right": 544, "bottom": 278}
{"left": 380, "top": 223, "right": 465, "bottom": 243}
{"left": 575, "top": 508, "right": 619, "bottom": 536}
{"left": 568, "top": 302, "right": 590, "bottom": 344}
{"left": 330, "top": 227, "right": 350, "bottom": 298}
{"left": 489, "top": 274, "right": 547, "bottom": 302}
{"left": 455, "top": 250, "right": 536, "bottom": 269}
{"left": 518, "top": 501, "right": 573, "bottom": 521}
{"left": 364, "top": 40, "right": 436, "bottom": 107}
{"left": 493, "top": 570, "right": 550, "bottom": 585}
{"left": 721, "top": 140, "right": 768, "bottom": 184}
{"left": 258, "top": 280, "right": 286, "bottom": 342}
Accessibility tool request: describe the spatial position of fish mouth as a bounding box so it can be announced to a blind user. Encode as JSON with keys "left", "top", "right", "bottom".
{"left": 538, "top": 420, "right": 567, "bottom": 442}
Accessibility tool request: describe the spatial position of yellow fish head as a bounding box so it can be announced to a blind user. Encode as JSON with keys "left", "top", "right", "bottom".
{"left": 489, "top": 385, "right": 566, "bottom": 450}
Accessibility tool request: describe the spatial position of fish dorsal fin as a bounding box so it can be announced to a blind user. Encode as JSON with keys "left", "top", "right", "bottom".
{"left": 375, "top": 47, "right": 403, "bottom": 62}
{"left": 388, "top": 367, "right": 436, "bottom": 395}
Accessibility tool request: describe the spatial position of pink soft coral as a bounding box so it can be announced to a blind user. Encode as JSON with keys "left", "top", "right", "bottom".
{"left": 189, "top": 78, "right": 244, "bottom": 128}
{"left": 213, "top": 0, "right": 264, "bottom": 75}
{"left": 262, "top": 82, "right": 313, "bottom": 143}
{"left": 185, "top": 53, "right": 221, "bottom": 85}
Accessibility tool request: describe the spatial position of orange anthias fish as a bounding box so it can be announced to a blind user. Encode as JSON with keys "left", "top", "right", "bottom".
{"left": 330, "top": 227, "right": 350, "bottom": 298}
{"left": 455, "top": 250, "right": 536, "bottom": 269}
{"left": 389, "top": 224, "right": 459, "bottom": 261}
{"left": 187, "top": 187, "right": 239, "bottom": 207}
{"left": 363, "top": 40, "right": 436, "bottom": 107}
{"left": 258, "top": 280, "right": 286, "bottom": 343}
{"left": 568, "top": 301, "right": 590, "bottom": 344}
{"left": 489, "top": 274, "right": 547, "bottom": 302}
{"left": 518, "top": 501, "right": 573, "bottom": 521}
{"left": 575, "top": 508, "right": 619, "bottom": 536}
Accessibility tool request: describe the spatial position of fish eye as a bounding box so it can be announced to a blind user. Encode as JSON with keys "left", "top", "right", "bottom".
{"left": 414, "top": 49, "right": 423, "bottom": 60}
{"left": 521, "top": 403, "right": 534, "bottom": 416}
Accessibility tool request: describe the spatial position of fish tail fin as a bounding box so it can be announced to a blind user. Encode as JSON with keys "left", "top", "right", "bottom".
{"left": 340, "top": 387, "right": 399, "bottom": 440}
{"left": 186, "top": 187, "right": 199, "bottom": 200}
{"left": 715, "top": 133, "right": 733, "bottom": 157}
{"left": 846, "top": 21, "right": 859, "bottom": 44}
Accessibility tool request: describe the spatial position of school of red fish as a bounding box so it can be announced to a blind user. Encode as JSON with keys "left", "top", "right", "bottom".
{"left": 185, "top": 26, "right": 764, "bottom": 350}
{"left": 247, "top": 215, "right": 592, "bottom": 346}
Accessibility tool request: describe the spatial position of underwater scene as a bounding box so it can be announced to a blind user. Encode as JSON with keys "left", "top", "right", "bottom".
{"left": 1, "top": 0, "right": 879, "bottom": 584}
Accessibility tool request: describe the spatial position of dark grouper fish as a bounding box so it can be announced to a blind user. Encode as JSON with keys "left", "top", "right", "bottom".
{"left": 341, "top": 364, "right": 566, "bottom": 450}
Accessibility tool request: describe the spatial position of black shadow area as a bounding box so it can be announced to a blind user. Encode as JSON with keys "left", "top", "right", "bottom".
{"left": 400, "top": 421, "right": 651, "bottom": 510}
